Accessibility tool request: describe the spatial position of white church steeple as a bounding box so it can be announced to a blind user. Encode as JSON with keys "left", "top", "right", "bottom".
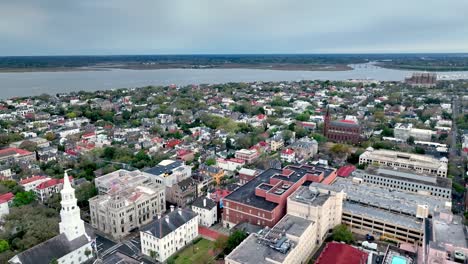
{"left": 59, "top": 171, "right": 86, "bottom": 241}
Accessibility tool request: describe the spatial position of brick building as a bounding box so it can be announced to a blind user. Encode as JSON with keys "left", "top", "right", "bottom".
{"left": 323, "top": 108, "right": 362, "bottom": 144}
{"left": 222, "top": 164, "right": 337, "bottom": 228}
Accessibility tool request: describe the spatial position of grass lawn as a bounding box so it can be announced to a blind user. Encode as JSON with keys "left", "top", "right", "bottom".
{"left": 173, "top": 238, "right": 216, "bottom": 264}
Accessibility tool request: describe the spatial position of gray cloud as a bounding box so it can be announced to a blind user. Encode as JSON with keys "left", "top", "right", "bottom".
{"left": 1, "top": 0, "right": 467, "bottom": 55}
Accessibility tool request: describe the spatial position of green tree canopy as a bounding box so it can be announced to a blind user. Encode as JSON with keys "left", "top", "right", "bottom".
{"left": 332, "top": 224, "right": 354, "bottom": 244}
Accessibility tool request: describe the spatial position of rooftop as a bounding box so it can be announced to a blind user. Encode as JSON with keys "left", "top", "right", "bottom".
{"left": 431, "top": 212, "right": 467, "bottom": 249}
{"left": 315, "top": 242, "right": 368, "bottom": 264}
{"left": 192, "top": 197, "right": 217, "bottom": 210}
{"left": 145, "top": 159, "right": 185, "bottom": 176}
{"left": 312, "top": 178, "right": 448, "bottom": 217}
{"left": 344, "top": 202, "right": 423, "bottom": 230}
{"left": 140, "top": 208, "right": 197, "bottom": 239}
{"left": 360, "top": 149, "right": 447, "bottom": 171}
{"left": 289, "top": 186, "right": 333, "bottom": 207}
{"left": 226, "top": 214, "right": 313, "bottom": 264}
{"left": 225, "top": 165, "right": 336, "bottom": 211}
{"left": 357, "top": 167, "right": 451, "bottom": 189}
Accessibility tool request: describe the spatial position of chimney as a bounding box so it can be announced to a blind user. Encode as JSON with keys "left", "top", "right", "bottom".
{"left": 170, "top": 205, "right": 175, "bottom": 212}
{"left": 157, "top": 213, "right": 161, "bottom": 219}
{"left": 203, "top": 198, "right": 207, "bottom": 207}
{"left": 165, "top": 215, "right": 170, "bottom": 223}
{"left": 178, "top": 207, "right": 183, "bottom": 216}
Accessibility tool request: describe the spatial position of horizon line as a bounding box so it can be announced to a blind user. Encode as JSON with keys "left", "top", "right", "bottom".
{"left": 1, "top": 52, "right": 468, "bottom": 58}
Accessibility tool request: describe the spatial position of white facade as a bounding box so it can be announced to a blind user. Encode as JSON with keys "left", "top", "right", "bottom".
{"left": 140, "top": 208, "right": 199, "bottom": 262}
{"left": 0, "top": 201, "right": 9, "bottom": 219}
{"left": 394, "top": 123, "right": 435, "bottom": 141}
{"left": 191, "top": 198, "right": 217, "bottom": 227}
{"left": 216, "top": 158, "right": 245, "bottom": 171}
{"left": 359, "top": 148, "right": 448, "bottom": 177}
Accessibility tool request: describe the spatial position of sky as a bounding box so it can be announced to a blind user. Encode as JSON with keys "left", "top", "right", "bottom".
{"left": 1, "top": 0, "right": 468, "bottom": 56}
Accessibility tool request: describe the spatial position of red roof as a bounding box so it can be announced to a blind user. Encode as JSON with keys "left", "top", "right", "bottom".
{"left": 82, "top": 132, "right": 95, "bottom": 138}
{"left": 0, "top": 148, "right": 33, "bottom": 157}
{"left": 20, "top": 175, "right": 48, "bottom": 185}
{"left": 36, "top": 176, "right": 73, "bottom": 190}
{"left": 282, "top": 148, "right": 295, "bottom": 155}
{"left": 210, "top": 189, "right": 231, "bottom": 203}
{"left": 166, "top": 139, "right": 182, "bottom": 148}
{"left": 0, "top": 192, "right": 14, "bottom": 204}
{"left": 337, "top": 165, "right": 356, "bottom": 177}
{"left": 177, "top": 149, "right": 193, "bottom": 156}
{"left": 257, "top": 114, "right": 266, "bottom": 120}
{"left": 339, "top": 119, "right": 356, "bottom": 124}
{"left": 463, "top": 148, "right": 468, "bottom": 153}
{"left": 316, "top": 242, "right": 368, "bottom": 264}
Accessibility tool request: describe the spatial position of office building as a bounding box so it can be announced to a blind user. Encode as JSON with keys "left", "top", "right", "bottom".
{"left": 324, "top": 109, "right": 362, "bottom": 144}
{"left": 94, "top": 169, "right": 151, "bottom": 194}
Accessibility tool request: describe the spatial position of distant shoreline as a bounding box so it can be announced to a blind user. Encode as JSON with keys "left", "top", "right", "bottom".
{"left": 0, "top": 63, "right": 353, "bottom": 73}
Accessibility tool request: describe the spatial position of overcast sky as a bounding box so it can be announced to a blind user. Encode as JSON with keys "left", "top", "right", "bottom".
{"left": 1, "top": 0, "right": 468, "bottom": 56}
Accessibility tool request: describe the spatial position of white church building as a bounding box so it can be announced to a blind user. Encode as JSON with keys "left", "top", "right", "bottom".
{"left": 9, "top": 172, "right": 96, "bottom": 264}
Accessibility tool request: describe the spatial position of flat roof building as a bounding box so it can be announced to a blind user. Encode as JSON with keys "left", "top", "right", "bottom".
{"left": 359, "top": 148, "right": 448, "bottom": 177}
{"left": 353, "top": 166, "right": 452, "bottom": 200}
{"left": 223, "top": 164, "right": 337, "bottom": 228}
{"left": 94, "top": 169, "right": 151, "bottom": 194}
{"left": 225, "top": 214, "right": 316, "bottom": 264}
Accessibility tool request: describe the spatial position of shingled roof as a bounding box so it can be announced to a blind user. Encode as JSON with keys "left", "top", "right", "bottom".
{"left": 11, "top": 226, "right": 94, "bottom": 264}
{"left": 140, "top": 208, "right": 197, "bottom": 239}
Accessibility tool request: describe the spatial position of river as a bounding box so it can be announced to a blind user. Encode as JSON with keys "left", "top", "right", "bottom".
{"left": 1, "top": 64, "right": 467, "bottom": 99}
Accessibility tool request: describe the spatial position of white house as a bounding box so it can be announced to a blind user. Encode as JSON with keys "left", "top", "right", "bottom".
{"left": 281, "top": 148, "right": 295, "bottom": 163}
{"left": 140, "top": 206, "right": 198, "bottom": 262}
{"left": 191, "top": 197, "right": 217, "bottom": 227}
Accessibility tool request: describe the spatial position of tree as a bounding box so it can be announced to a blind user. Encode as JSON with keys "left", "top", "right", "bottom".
{"left": 214, "top": 235, "right": 228, "bottom": 252}
{"left": 1, "top": 205, "right": 59, "bottom": 252}
{"left": 330, "top": 144, "right": 351, "bottom": 156}
{"left": 205, "top": 158, "right": 216, "bottom": 166}
{"left": 44, "top": 132, "right": 56, "bottom": 141}
{"left": 224, "top": 230, "right": 248, "bottom": 254}
{"left": 413, "top": 146, "right": 425, "bottom": 154}
{"left": 75, "top": 182, "right": 98, "bottom": 207}
{"left": 0, "top": 180, "right": 24, "bottom": 195}
{"left": 332, "top": 224, "right": 354, "bottom": 244}
{"left": 406, "top": 136, "right": 415, "bottom": 145}
{"left": 84, "top": 248, "right": 92, "bottom": 259}
{"left": 149, "top": 249, "right": 158, "bottom": 260}
{"left": 0, "top": 240, "right": 9, "bottom": 253}
{"left": 49, "top": 258, "right": 58, "bottom": 264}
{"left": 12, "top": 191, "right": 35, "bottom": 207}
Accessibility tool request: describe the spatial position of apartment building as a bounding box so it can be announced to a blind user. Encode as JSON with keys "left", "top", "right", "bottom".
{"left": 359, "top": 147, "right": 448, "bottom": 177}
{"left": 34, "top": 176, "right": 74, "bottom": 203}
{"left": 145, "top": 159, "right": 192, "bottom": 187}
{"left": 140, "top": 207, "right": 198, "bottom": 262}
{"left": 235, "top": 149, "right": 260, "bottom": 164}
{"left": 287, "top": 186, "right": 344, "bottom": 244}
{"left": 270, "top": 135, "right": 284, "bottom": 152}
{"left": 353, "top": 166, "right": 452, "bottom": 199}
{"left": 0, "top": 148, "right": 35, "bottom": 163}
{"left": 191, "top": 197, "right": 217, "bottom": 227}
{"left": 166, "top": 177, "right": 197, "bottom": 207}
{"left": 225, "top": 214, "right": 317, "bottom": 264}
{"left": 89, "top": 184, "right": 165, "bottom": 239}
{"left": 394, "top": 123, "right": 435, "bottom": 141}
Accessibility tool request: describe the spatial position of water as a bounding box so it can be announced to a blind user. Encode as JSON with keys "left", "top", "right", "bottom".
{"left": 1, "top": 64, "right": 467, "bottom": 99}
